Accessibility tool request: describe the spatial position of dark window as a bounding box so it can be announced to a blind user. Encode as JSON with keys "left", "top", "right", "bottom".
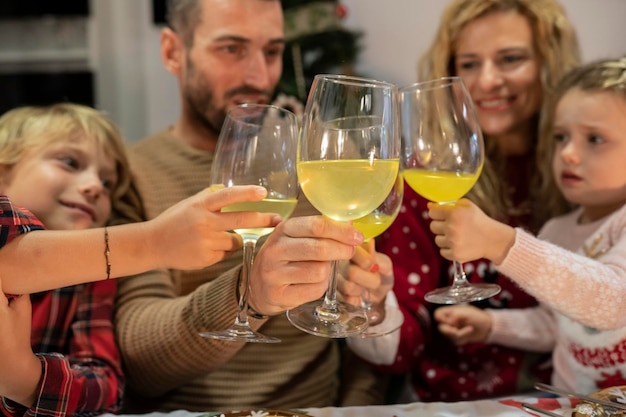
{"left": 0, "top": 1, "right": 89, "bottom": 19}
{"left": 152, "top": 0, "right": 167, "bottom": 24}
{"left": 0, "top": 71, "right": 95, "bottom": 115}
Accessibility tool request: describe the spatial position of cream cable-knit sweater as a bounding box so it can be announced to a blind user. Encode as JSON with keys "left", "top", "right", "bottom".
{"left": 497, "top": 204, "right": 626, "bottom": 330}
{"left": 113, "top": 129, "right": 383, "bottom": 413}
{"left": 488, "top": 204, "right": 626, "bottom": 393}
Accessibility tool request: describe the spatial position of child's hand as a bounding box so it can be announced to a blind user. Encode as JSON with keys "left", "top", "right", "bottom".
{"left": 427, "top": 198, "right": 515, "bottom": 264}
{"left": 434, "top": 304, "right": 492, "bottom": 346}
{"left": 151, "top": 185, "right": 281, "bottom": 270}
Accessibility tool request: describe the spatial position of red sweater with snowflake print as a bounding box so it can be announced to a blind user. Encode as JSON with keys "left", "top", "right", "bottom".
{"left": 374, "top": 184, "right": 551, "bottom": 401}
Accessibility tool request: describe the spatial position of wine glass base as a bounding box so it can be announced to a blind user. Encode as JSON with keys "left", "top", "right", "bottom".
{"left": 359, "top": 306, "right": 404, "bottom": 338}
{"left": 199, "top": 327, "right": 281, "bottom": 344}
{"left": 286, "top": 300, "right": 368, "bottom": 338}
{"left": 424, "top": 283, "right": 501, "bottom": 304}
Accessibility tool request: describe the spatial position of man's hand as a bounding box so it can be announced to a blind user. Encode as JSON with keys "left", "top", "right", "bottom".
{"left": 247, "top": 215, "right": 364, "bottom": 315}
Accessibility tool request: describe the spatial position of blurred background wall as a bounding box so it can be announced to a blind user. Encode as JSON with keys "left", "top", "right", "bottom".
{"left": 0, "top": 0, "right": 624, "bottom": 143}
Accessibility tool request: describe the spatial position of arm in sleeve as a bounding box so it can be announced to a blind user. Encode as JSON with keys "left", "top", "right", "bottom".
{"left": 345, "top": 291, "right": 400, "bottom": 365}
{"left": 373, "top": 189, "right": 443, "bottom": 374}
{"left": 2, "top": 280, "right": 123, "bottom": 417}
{"left": 114, "top": 265, "right": 248, "bottom": 397}
{"left": 498, "top": 211, "right": 626, "bottom": 330}
{"left": 487, "top": 304, "right": 556, "bottom": 352}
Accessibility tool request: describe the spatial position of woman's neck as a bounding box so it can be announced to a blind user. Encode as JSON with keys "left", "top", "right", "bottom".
{"left": 492, "top": 128, "right": 534, "bottom": 157}
{"left": 491, "top": 115, "right": 538, "bottom": 156}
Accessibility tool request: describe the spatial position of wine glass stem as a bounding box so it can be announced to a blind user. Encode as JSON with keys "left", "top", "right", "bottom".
{"left": 361, "top": 287, "right": 373, "bottom": 312}
{"left": 316, "top": 260, "right": 341, "bottom": 321}
{"left": 235, "top": 236, "right": 258, "bottom": 328}
{"left": 452, "top": 260, "right": 471, "bottom": 288}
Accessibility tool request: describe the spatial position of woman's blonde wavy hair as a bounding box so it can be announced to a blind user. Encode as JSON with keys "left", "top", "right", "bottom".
{"left": 418, "top": 0, "right": 580, "bottom": 227}
{"left": 0, "top": 103, "right": 132, "bottom": 222}
{"left": 538, "top": 56, "right": 626, "bottom": 218}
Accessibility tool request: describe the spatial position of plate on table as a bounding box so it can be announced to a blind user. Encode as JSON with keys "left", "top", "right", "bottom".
{"left": 573, "top": 386, "right": 626, "bottom": 417}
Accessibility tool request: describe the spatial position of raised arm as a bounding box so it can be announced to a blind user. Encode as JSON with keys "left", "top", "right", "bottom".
{"left": 498, "top": 227, "right": 626, "bottom": 330}
{"left": 429, "top": 199, "right": 626, "bottom": 330}
{"left": 0, "top": 186, "right": 279, "bottom": 294}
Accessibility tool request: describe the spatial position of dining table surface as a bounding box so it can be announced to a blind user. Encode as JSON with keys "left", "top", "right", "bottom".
{"left": 101, "top": 395, "right": 579, "bottom": 417}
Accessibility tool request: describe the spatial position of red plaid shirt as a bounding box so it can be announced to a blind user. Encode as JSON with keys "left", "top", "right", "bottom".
{"left": 0, "top": 196, "right": 123, "bottom": 417}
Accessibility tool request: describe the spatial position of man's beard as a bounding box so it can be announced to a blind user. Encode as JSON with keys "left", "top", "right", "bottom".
{"left": 183, "top": 78, "right": 226, "bottom": 139}
{"left": 182, "top": 60, "right": 274, "bottom": 140}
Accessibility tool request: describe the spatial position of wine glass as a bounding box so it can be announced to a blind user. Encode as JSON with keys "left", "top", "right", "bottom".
{"left": 352, "top": 171, "right": 405, "bottom": 337}
{"left": 399, "top": 76, "right": 501, "bottom": 304}
{"left": 199, "top": 103, "right": 299, "bottom": 343}
{"left": 286, "top": 74, "right": 400, "bottom": 338}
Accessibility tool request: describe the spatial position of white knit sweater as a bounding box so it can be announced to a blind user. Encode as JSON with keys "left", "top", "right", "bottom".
{"left": 488, "top": 204, "right": 626, "bottom": 393}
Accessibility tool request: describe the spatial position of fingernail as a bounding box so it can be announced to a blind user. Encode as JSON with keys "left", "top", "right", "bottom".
{"left": 369, "top": 264, "right": 380, "bottom": 273}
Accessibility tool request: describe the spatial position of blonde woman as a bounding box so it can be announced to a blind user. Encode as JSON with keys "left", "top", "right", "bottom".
{"left": 373, "top": 0, "right": 581, "bottom": 402}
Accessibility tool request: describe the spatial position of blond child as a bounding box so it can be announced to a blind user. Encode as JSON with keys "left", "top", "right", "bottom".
{"left": 0, "top": 103, "right": 277, "bottom": 416}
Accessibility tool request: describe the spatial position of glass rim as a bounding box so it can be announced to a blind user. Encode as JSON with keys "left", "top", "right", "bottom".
{"left": 314, "top": 73, "right": 397, "bottom": 89}
{"left": 399, "top": 76, "right": 465, "bottom": 93}
{"left": 227, "top": 102, "right": 298, "bottom": 119}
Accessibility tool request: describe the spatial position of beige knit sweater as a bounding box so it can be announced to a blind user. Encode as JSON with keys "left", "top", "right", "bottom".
{"left": 113, "top": 129, "right": 385, "bottom": 413}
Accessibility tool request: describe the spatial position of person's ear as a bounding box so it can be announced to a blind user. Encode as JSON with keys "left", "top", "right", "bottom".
{"left": 161, "top": 27, "right": 185, "bottom": 76}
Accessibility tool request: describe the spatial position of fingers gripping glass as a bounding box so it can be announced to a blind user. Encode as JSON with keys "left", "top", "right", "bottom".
{"left": 352, "top": 172, "right": 405, "bottom": 337}
{"left": 199, "top": 103, "right": 299, "bottom": 343}
{"left": 399, "top": 77, "right": 500, "bottom": 304}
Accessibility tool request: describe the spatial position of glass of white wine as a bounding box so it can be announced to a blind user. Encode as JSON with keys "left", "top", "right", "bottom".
{"left": 400, "top": 76, "right": 500, "bottom": 304}
{"left": 286, "top": 74, "right": 400, "bottom": 338}
{"left": 352, "top": 171, "right": 405, "bottom": 337}
{"left": 199, "top": 103, "right": 299, "bottom": 343}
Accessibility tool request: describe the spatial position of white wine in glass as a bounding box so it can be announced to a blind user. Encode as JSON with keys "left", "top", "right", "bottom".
{"left": 286, "top": 74, "right": 400, "bottom": 338}
{"left": 352, "top": 172, "right": 405, "bottom": 338}
{"left": 400, "top": 76, "right": 501, "bottom": 304}
{"left": 199, "top": 103, "right": 299, "bottom": 343}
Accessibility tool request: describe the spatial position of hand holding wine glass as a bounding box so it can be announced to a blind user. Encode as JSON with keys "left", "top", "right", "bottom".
{"left": 399, "top": 76, "right": 500, "bottom": 304}
{"left": 199, "top": 103, "right": 299, "bottom": 343}
{"left": 351, "top": 172, "right": 405, "bottom": 337}
{"left": 286, "top": 74, "right": 400, "bottom": 338}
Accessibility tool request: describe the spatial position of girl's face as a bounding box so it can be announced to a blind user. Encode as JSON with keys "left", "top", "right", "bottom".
{"left": 552, "top": 88, "right": 626, "bottom": 223}
{"left": 454, "top": 11, "right": 543, "bottom": 149}
{"left": 0, "top": 135, "right": 118, "bottom": 230}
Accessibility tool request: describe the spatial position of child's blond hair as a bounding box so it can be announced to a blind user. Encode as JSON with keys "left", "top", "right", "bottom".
{"left": 0, "top": 103, "right": 132, "bottom": 207}
{"left": 538, "top": 56, "right": 626, "bottom": 217}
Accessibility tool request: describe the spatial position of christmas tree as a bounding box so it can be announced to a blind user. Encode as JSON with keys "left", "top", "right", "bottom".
{"left": 278, "top": 0, "right": 361, "bottom": 103}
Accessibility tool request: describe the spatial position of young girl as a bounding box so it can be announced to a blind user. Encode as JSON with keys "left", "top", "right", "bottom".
{"left": 0, "top": 103, "right": 278, "bottom": 416}
{"left": 429, "top": 57, "right": 626, "bottom": 394}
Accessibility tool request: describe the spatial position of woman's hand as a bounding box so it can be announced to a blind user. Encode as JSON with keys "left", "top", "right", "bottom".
{"left": 338, "top": 239, "right": 394, "bottom": 313}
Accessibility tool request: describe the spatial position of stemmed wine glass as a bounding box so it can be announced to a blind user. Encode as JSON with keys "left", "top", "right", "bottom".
{"left": 352, "top": 172, "right": 405, "bottom": 337}
{"left": 399, "top": 76, "right": 501, "bottom": 304}
{"left": 286, "top": 74, "right": 400, "bottom": 338}
{"left": 199, "top": 103, "right": 299, "bottom": 343}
